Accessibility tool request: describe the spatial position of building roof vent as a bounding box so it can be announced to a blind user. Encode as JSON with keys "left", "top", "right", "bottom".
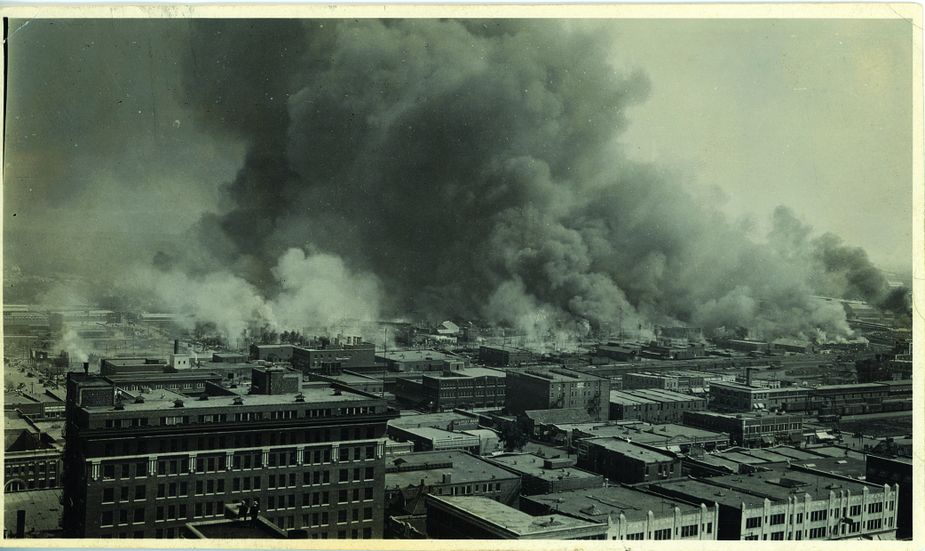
{"left": 173, "top": 399, "right": 184, "bottom": 408}
{"left": 198, "top": 394, "right": 209, "bottom": 401}
{"left": 295, "top": 393, "right": 305, "bottom": 402}
{"left": 233, "top": 396, "right": 244, "bottom": 406}
{"left": 134, "top": 395, "right": 145, "bottom": 404}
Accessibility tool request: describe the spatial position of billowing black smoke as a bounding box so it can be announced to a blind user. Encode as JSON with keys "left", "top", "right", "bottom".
{"left": 138, "top": 19, "right": 904, "bottom": 341}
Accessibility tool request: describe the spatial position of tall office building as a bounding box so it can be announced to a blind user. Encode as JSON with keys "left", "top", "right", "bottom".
{"left": 62, "top": 366, "right": 395, "bottom": 539}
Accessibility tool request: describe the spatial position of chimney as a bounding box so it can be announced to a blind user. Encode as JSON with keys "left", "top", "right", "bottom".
{"left": 174, "top": 339, "right": 179, "bottom": 354}
{"left": 746, "top": 368, "right": 753, "bottom": 387}
{"left": 16, "top": 510, "right": 25, "bottom": 538}
{"left": 82, "top": 362, "right": 89, "bottom": 374}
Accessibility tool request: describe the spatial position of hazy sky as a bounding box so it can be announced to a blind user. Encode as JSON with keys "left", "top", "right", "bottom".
{"left": 609, "top": 19, "right": 913, "bottom": 272}
{"left": 5, "top": 18, "right": 913, "bottom": 277}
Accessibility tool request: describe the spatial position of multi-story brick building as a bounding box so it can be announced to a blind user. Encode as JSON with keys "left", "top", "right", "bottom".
{"left": 477, "top": 345, "right": 534, "bottom": 367}
{"left": 393, "top": 368, "right": 506, "bottom": 411}
{"left": 608, "top": 389, "right": 706, "bottom": 423}
{"left": 575, "top": 437, "right": 681, "bottom": 484}
{"left": 709, "top": 382, "right": 811, "bottom": 413}
{"left": 290, "top": 342, "right": 377, "bottom": 374}
{"left": 505, "top": 368, "right": 610, "bottom": 422}
{"left": 4, "top": 412, "right": 63, "bottom": 493}
{"left": 62, "top": 367, "right": 395, "bottom": 539}
{"left": 484, "top": 452, "right": 604, "bottom": 495}
{"left": 683, "top": 411, "right": 803, "bottom": 448}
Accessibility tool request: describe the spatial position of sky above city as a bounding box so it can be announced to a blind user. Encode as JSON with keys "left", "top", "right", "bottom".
{"left": 3, "top": 18, "right": 914, "bottom": 338}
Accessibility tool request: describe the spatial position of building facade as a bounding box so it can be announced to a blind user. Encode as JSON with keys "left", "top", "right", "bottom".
{"left": 682, "top": 411, "right": 803, "bottom": 447}
{"left": 522, "top": 486, "right": 719, "bottom": 541}
{"left": 505, "top": 368, "right": 610, "bottom": 422}
{"left": 62, "top": 369, "right": 395, "bottom": 539}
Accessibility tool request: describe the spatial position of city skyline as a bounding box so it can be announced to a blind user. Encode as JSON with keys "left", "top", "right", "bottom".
{"left": 1, "top": 9, "right": 918, "bottom": 543}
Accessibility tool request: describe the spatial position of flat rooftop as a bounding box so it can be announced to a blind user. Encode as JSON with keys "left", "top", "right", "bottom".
{"left": 389, "top": 411, "right": 476, "bottom": 429}
{"left": 83, "top": 383, "right": 376, "bottom": 413}
{"left": 706, "top": 468, "right": 877, "bottom": 502}
{"left": 389, "top": 426, "right": 478, "bottom": 442}
{"left": 686, "top": 411, "right": 801, "bottom": 421}
{"left": 385, "top": 450, "right": 517, "bottom": 490}
{"left": 651, "top": 477, "right": 768, "bottom": 509}
{"left": 424, "top": 367, "right": 506, "bottom": 379}
{"left": 633, "top": 424, "right": 727, "bottom": 441}
{"left": 524, "top": 408, "right": 593, "bottom": 425}
{"left": 480, "top": 345, "right": 532, "bottom": 353}
{"left": 488, "top": 453, "right": 601, "bottom": 481}
{"left": 524, "top": 485, "right": 704, "bottom": 523}
{"left": 377, "top": 350, "right": 459, "bottom": 362}
{"left": 428, "top": 496, "right": 602, "bottom": 537}
{"left": 519, "top": 368, "right": 603, "bottom": 383}
{"left": 582, "top": 437, "right": 677, "bottom": 463}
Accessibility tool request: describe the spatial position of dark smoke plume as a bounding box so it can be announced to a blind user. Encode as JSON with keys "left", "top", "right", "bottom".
{"left": 129, "top": 19, "right": 904, "bottom": 342}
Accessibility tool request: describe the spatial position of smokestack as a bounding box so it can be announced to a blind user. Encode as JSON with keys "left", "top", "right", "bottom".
{"left": 746, "top": 368, "right": 753, "bottom": 387}
{"left": 82, "top": 362, "right": 89, "bottom": 375}
{"left": 174, "top": 339, "right": 179, "bottom": 354}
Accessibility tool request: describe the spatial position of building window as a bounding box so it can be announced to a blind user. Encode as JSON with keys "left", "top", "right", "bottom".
{"left": 653, "top": 528, "right": 671, "bottom": 540}
{"left": 770, "top": 513, "right": 785, "bottom": 525}
{"left": 681, "top": 525, "right": 698, "bottom": 537}
{"left": 745, "top": 517, "right": 762, "bottom": 529}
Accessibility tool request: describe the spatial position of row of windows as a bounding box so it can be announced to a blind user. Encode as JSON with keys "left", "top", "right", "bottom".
{"left": 102, "top": 425, "right": 377, "bottom": 456}
{"left": 103, "top": 407, "right": 380, "bottom": 430}
{"left": 100, "top": 445, "right": 375, "bottom": 480}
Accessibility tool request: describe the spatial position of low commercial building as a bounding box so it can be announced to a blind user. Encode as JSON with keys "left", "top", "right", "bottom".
{"left": 810, "top": 382, "right": 900, "bottom": 416}
{"left": 307, "top": 371, "right": 384, "bottom": 395}
{"left": 485, "top": 452, "right": 604, "bottom": 495}
{"left": 649, "top": 468, "right": 900, "bottom": 540}
{"left": 576, "top": 437, "right": 681, "bottom": 484}
{"left": 393, "top": 368, "right": 505, "bottom": 411}
{"left": 388, "top": 411, "right": 480, "bottom": 432}
{"left": 622, "top": 372, "right": 680, "bottom": 391}
{"left": 683, "top": 411, "right": 803, "bottom": 448}
{"left": 573, "top": 423, "right": 728, "bottom": 454}
{"left": 521, "top": 485, "right": 719, "bottom": 541}
{"left": 478, "top": 345, "right": 534, "bottom": 367}
{"left": 609, "top": 389, "right": 706, "bottom": 423}
{"left": 387, "top": 426, "right": 481, "bottom": 454}
{"left": 211, "top": 353, "right": 248, "bottom": 364}
{"left": 505, "top": 368, "right": 610, "bottom": 422}
{"left": 384, "top": 450, "right": 521, "bottom": 530}
{"left": 376, "top": 350, "right": 466, "bottom": 374}
{"left": 425, "top": 495, "right": 607, "bottom": 540}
